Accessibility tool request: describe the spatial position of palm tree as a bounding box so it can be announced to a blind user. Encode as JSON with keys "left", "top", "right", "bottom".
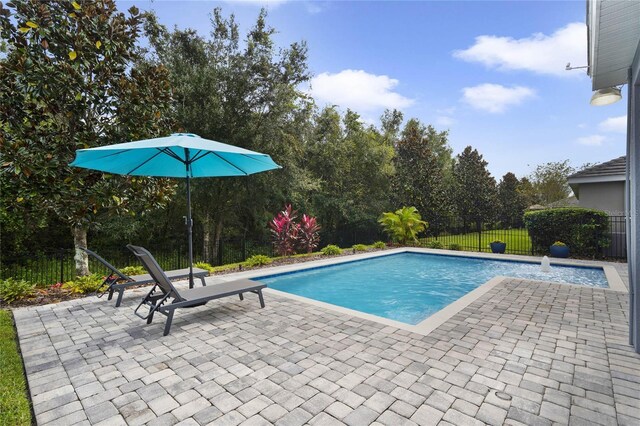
{"left": 378, "top": 206, "right": 428, "bottom": 244}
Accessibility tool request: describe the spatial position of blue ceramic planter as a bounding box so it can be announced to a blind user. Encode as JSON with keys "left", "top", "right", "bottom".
{"left": 550, "top": 245, "right": 570, "bottom": 258}
{"left": 490, "top": 242, "right": 506, "bottom": 254}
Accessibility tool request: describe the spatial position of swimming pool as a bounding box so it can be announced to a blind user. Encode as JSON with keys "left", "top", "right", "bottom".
{"left": 258, "top": 252, "right": 609, "bottom": 325}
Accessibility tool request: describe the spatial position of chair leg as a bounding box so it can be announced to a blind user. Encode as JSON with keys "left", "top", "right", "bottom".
{"left": 115, "top": 290, "right": 125, "bottom": 308}
{"left": 200, "top": 276, "right": 206, "bottom": 287}
{"left": 147, "top": 308, "right": 155, "bottom": 324}
{"left": 107, "top": 288, "right": 114, "bottom": 301}
{"left": 163, "top": 310, "right": 175, "bottom": 336}
{"left": 258, "top": 290, "right": 265, "bottom": 308}
{"left": 239, "top": 293, "right": 244, "bottom": 301}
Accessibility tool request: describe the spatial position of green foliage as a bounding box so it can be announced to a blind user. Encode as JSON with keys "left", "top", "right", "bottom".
{"left": 0, "top": 1, "right": 176, "bottom": 276}
{"left": 352, "top": 244, "right": 368, "bottom": 252}
{"left": 491, "top": 240, "right": 505, "bottom": 244}
{"left": 552, "top": 241, "right": 566, "bottom": 246}
{"left": 145, "top": 8, "right": 313, "bottom": 258}
{"left": 0, "top": 310, "right": 32, "bottom": 425}
{"left": 245, "top": 255, "right": 272, "bottom": 267}
{"left": 194, "top": 262, "right": 215, "bottom": 273}
{"left": 63, "top": 274, "right": 104, "bottom": 294}
{"left": 0, "top": 278, "right": 35, "bottom": 304}
{"left": 424, "top": 241, "right": 444, "bottom": 249}
{"left": 321, "top": 245, "right": 342, "bottom": 255}
{"left": 497, "top": 172, "right": 526, "bottom": 226}
{"left": 452, "top": 146, "right": 497, "bottom": 227}
{"left": 378, "top": 206, "right": 428, "bottom": 245}
{"left": 529, "top": 160, "right": 574, "bottom": 205}
{"left": 524, "top": 208, "right": 609, "bottom": 257}
{"left": 393, "top": 119, "right": 452, "bottom": 233}
{"left": 448, "top": 243, "right": 462, "bottom": 251}
{"left": 120, "top": 265, "right": 146, "bottom": 276}
{"left": 373, "top": 241, "right": 386, "bottom": 249}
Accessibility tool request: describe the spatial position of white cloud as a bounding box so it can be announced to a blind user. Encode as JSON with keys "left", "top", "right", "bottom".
{"left": 454, "top": 22, "right": 586, "bottom": 77}
{"left": 309, "top": 69, "right": 414, "bottom": 112}
{"left": 577, "top": 135, "right": 606, "bottom": 146}
{"left": 225, "top": 0, "right": 289, "bottom": 7}
{"left": 461, "top": 83, "right": 535, "bottom": 113}
{"left": 436, "top": 116, "right": 455, "bottom": 127}
{"left": 599, "top": 115, "right": 627, "bottom": 133}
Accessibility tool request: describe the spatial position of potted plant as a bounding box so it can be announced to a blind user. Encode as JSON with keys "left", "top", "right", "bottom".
{"left": 490, "top": 240, "right": 506, "bottom": 254}
{"left": 550, "top": 241, "right": 570, "bottom": 258}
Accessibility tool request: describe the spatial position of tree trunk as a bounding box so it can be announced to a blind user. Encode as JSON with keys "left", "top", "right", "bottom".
{"left": 72, "top": 224, "right": 90, "bottom": 277}
{"left": 202, "top": 218, "right": 212, "bottom": 263}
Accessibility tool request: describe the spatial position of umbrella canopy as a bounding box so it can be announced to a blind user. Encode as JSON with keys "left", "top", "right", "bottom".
{"left": 70, "top": 133, "right": 281, "bottom": 177}
{"left": 70, "top": 133, "right": 281, "bottom": 287}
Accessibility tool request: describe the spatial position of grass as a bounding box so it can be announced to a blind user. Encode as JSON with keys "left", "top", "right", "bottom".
{"left": 422, "top": 228, "right": 532, "bottom": 255}
{"left": 0, "top": 310, "right": 32, "bottom": 426}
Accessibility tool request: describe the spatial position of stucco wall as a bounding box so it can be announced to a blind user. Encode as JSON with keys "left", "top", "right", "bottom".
{"left": 576, "top": 181, "right": 625, "bottom": 215}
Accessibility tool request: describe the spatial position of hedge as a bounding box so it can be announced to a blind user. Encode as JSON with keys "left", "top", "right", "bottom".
{"left": 523, "top": 208, "right": 610, "bottom": 258}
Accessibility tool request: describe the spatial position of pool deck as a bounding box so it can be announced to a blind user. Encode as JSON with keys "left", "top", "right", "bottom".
{"left": 13, "top": 250, "right": 640, "bottom": 425}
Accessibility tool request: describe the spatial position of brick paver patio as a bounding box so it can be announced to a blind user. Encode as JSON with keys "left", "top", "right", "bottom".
{"left": 14, "top": 276, "right": 640, "bottom": 425}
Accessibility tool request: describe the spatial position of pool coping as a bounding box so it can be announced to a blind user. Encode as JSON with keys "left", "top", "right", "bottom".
{"left": 206, "top": 247, "right": 627, "bottom": 336}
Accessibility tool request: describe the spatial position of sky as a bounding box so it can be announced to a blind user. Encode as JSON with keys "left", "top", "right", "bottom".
{"left": 121, "top": 0, "right": 628, "bottom": 179}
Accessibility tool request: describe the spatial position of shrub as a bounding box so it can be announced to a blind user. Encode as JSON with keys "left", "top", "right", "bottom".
{"left": 120, "top": 265, "right": 146, "bottom": 276}
{"left": 448, "top": 243, "right": 462, "bottom": 251}
{"left": 298, "top": 214, "right": 321, "bottom": 254}
{"left": 194, "top": 262, "right": 215, "bottom": 273}
{"left": 524, "top": 208, "right": 610, "bottom": 257}
{"left": 352, "top": 244, "right": 368, "bottom": 252}
{"left": 0, "top": 278, "right": 35, "bottom": 304}
{"left": 552, "top": 241, "right": 566, "bottom": 246}
{"left": 245, "top": 255, "right": 272, "bottom": 267}
{"left": 63, "top": 274, "right": 105, "bottom": 294}
{"left": 269, "top": 204, "right": 299, "bottom": 256}
{"left": 424, "top": 241, "right": 444, "bottom": 249}
{"left": 491, "top": 240, "right": 504, "bottom": 244}
{"left": 379, "top": 206, "right": 428, "bottom": 244}
{"left": 373, "top": 241, "right": 386, "bottom": 249}
{"left": 321, "top": 245, "right": 342, "bottom": 255}
{"left": 269, "top": 205, "right": 321, "bottom": 256}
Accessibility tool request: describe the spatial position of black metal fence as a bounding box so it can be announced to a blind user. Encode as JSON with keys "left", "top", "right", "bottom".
{"left": 0, "top": 216, "right": 627, "bottom": 286}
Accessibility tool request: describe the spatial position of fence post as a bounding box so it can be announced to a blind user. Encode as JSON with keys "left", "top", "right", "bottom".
{"left": 59, "top": 249, "right": 65, "bottom": 283}
{"left": 477, "top": 221, "right": 482, "bottom": 253}
{"left": 218, "top": 239, "right": 223, "bottom": 266}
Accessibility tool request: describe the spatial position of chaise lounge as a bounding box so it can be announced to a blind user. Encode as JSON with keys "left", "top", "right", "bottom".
{"left": 127, "top": 244, "right": 267, "bottom": 336}
{"left": 82, "top": 247, "right": 209, "bottom": 307}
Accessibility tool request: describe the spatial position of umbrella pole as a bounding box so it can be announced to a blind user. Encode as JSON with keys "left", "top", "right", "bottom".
{"left": 186, "top": 150, "right": 195, "bottom": 289}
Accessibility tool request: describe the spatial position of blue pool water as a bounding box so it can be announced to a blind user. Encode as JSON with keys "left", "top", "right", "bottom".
{"left": 258, "top": 253, "right": 608, "bottom": 325}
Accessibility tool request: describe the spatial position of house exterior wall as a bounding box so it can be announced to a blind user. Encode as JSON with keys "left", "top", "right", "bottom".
{"left": 628, "top": 43, "right": 640, "bottom": 353}
{"left": 576, "top": 181, "right": 625, "bottom": 215}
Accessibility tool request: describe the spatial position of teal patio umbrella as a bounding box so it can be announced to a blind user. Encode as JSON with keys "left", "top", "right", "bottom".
{"left": 70, "top": 133, "right": 281, "bottom": 287}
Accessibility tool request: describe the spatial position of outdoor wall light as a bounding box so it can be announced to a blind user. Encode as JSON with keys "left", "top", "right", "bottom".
{"left": 590, "top": 87, "right": 622, "bottom": 106}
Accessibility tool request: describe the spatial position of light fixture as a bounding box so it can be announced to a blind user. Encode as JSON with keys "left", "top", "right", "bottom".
{"left": 590, "top": 87, "right": 622, "bottom": 106}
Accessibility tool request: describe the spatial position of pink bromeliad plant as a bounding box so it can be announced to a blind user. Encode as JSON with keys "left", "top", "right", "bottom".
{"left": 298, "top": 214, "right": 321, "bottom": 253}
{"left": 269, "top": 205, "right": 321, "bottom": 256}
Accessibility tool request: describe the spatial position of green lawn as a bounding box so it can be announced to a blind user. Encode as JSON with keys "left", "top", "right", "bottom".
{"left": 422, "top": 228, "right": 532, "bottom": 255}
{"left": 0, "top": 310, "right": 32, "bottom": 426}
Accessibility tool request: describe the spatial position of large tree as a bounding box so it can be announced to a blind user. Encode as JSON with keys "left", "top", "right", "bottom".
{"left": 306, "top": 107, "right": 394, "bottom": 241}
{"left": 393, "top": 119, "right": 451, "bottom": 233}
{"left": 452, "top": 146, "right": 497, "bottom": 229}
{"left": 0, "top": 0, "right": 174, "bottom": 275}
{"left": 497, "top": 172, "right": 526, "bottom": 226}
{"left": 530, "top": 160, "right": 574, "bottom": 205}
{"left": 144, "top": 9, "right": 312, "bottom": 261}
